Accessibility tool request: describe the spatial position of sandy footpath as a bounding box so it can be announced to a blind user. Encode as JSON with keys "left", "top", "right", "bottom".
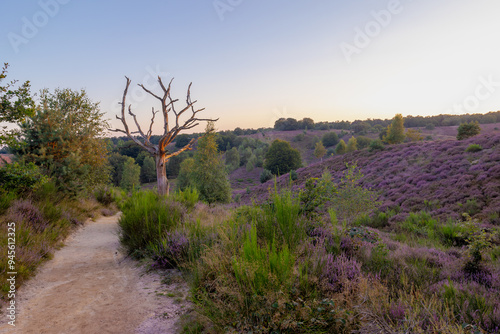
{"left": 0, "top": 214, "right": 190, "bottom": 334}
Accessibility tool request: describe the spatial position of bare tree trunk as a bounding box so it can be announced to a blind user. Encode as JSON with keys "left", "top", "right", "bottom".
{"left": 155, "top": 155, "right": 169, "bottom": 196}
{"left": 112, "top": 76, "right": 217, "bottom": 196}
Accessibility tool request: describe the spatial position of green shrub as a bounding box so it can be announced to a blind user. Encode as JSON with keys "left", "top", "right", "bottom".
{"left": 401, "top": 211, "right": 438, "bottom": 238}
{"left": 0, "top": 191, "right": 16, "bottom": 215}
{"left": 322, "top": 131, "right": 339, "bottom": 147}
{"left": 465, "top": 144, "right": 483, "bottom": 153}
{"left": 299, "top": 171, "right": 336, "bottom": 217}
{"left": 369, "top": 139, "right": 385, "bottom": 151}
{"left": 174, "top": 187, "right": 199, "bottom": 210}
{"left": 264, "top": 139, "right": 302, "bottom": 175}
{"left": 356, "top": 210, "right": 393, "bottom": 229}
{"left": 437, "top": 219, "right": 468, "bottom": 247}
{"left": 93, "top": 186, "right": 115, "bottom": 206}
{"left": 0, "top": 162, "right": 48, "bottom": 193}
{"left": 457, "top": 121, "right": 481, "bottom": 140}
{"left": 334, "top": 139, "right": 347, "bottom": 155}
{"left": 232, "top": 224, "right": 294, "bottom": 295}
{"left": 259, "top": 169, "right": 272, "bottom": 183}
{"left": 119, "top": 190, "right": 184, "bottom": 257}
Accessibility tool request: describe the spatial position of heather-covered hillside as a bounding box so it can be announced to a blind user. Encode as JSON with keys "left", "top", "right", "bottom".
{"left": 239, "top": 133, "right": 500, "bottom": 225}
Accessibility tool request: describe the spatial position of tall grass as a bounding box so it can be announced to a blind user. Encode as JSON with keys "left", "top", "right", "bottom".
{"left": 118, "top": 190, "right": 184, "bottom": 257}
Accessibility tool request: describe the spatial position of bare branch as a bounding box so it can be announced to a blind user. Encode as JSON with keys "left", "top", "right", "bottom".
{"left": 128, "top": 105, "right": 146, "bottom": 139}
{"left": 164, "top": 138, "right": 196, "bottom": 162}
{"left": 112, "top": 77, "right": 155, "bottom": 154}
{"left": 139, "top": 84, "right": 162, "bottom": 101}
{"left": 146, "top": 107, "right": 158, "bottom": 139}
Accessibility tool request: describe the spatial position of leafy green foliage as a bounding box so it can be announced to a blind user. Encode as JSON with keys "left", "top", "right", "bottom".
{"left": 465, "top": 144, "right": 483, "bottom": 153}
{"left": 369, "top": 139, "right": 384, "bottom": 151}
{"left": 191, "top": 123, "right": 231, "bottom": 204}
{"left": 225, "top": 146, "right": 240, "bottom": 171}
{"left": 140, "top": 155, "right": 156, "bottom": 183}
{"left": 118, "top": 190, "right": 184, "bottom": 257}
{"left": 173, "top": 187, "right": 199, "bottom": 210}
{"left": 14, "top": 88, "right": 109, "bottom": 195}
{"left": 120, "top": 157, "right": 140, "bottom": 191}
{"left": 0, "top": 63, "right": 35, "bottom": 143}
{"left": 322, "top": 131, "right": 339, "bottom": 147}
{"left": 330, "top": 163, "right": 379, "bottom": 223}
{"left": 259, "top": 169, "right": 272, "bottom": 183}
{"left": 177, "top": 157, "right": 196, "bottom": 190}
{"left": 356, "top": 136, "right": 372, "bottom": 149}
{"left": 335, "top": 139, "right": 347, "bottom": 155}
{"left": 0, "top": 161, "right": 48, "bottom": 194}
{"left": 383, "top": 114, "right": 406, "bottom": 144}
{"left": 346, "top": 137, "right": 357, "bottom": 152}
{"left": 299, "top": 171, "right": 336, "bottom": 217}
{"left": 457, "top": 121, "right": 481, "bottom": 140}
{"left": 264, "top": 139, "right": 302, "bottom": 175}
{"left": 314, "top": 141, "right": 326, "bottom": 159}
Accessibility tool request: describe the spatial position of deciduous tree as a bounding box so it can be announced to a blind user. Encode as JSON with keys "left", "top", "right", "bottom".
{"left": 16, "top": 88, "right": 109, "bottom": 194}
{"left": 0, "top": 63, "right": 34, "bottom": 144}
{"left": 383, "top": 114, "right": 406, "bottom": 144}
{"left": 264, "top": 139, "right": 302, "bottom": 175}
{"left": 314, "top": 141, "right": 326, "bottom": 160}
{"left": 335, "top": 139, "right": 347, "bottom": 155}
{"left": 346, "top": 137, "right": 357, "bottom": 152}
{"left": 192, "top": 122, "right": 231, "bottom": 204}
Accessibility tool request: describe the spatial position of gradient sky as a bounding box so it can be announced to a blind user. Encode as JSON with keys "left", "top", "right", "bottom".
{"left": 2, "top": 0, "right": 500, "bottom": 134}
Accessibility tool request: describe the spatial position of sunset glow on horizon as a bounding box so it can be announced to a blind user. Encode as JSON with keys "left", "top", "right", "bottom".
{"left": 2, "top": 0, "right": 500, "bottom": 133}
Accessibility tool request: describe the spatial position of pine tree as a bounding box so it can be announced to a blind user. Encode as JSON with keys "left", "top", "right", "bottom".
{"left": 457, "top": 121, "right": 481, "bottom": 140}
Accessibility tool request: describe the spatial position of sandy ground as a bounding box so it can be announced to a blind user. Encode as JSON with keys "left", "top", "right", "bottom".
{"left": 0, "top": 214, "right": 190, "bottom": 334}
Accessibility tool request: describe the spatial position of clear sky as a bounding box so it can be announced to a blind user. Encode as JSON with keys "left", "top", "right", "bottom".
{"left": 2, "top": 0, "right": 500, "bottom": 133}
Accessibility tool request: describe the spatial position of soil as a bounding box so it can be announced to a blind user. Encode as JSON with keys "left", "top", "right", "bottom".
{"left": 0, "top": 214, "right": 190, "bottom": 334}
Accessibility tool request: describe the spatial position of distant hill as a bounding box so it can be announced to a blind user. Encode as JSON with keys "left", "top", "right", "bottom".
{"left": 238, "top": 133, "right": 500, "bottom": 225}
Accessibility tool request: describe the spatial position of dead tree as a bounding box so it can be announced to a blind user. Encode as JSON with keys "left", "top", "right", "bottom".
{"left": 112, "top": 76, "right": 218, "bottom": 196}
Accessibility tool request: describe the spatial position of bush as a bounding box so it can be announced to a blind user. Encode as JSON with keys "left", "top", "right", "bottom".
{"left": 335, "top": 139, "right": 346, "bottom": 155}
{"left": 260, "top": 169, "right": 273, "bottom": 183}
{"left": 322, "top": 132, "right": 339, "bottom": 147}
{"left": 264, "top": 139, "right": 302, "bottom": 175}
{"left": 369, "top": 139, "right": 385, "bottom": 151}
{"left": 356, "top": 136, "right": 372, "bottom": 149}
{"left": 0, "top": 162, "right": 48, "bottom": 194}
{"left": 457, "top": 121, "right": 481, "bottom": 140}
{"left": 119, "top": 191, "right": 184, "bottom": 257}
{"left": 94, "top": 186, "right": 115, "bottom": 206}
{"left": 173, "top": 187, "right": 199, "bottom": 210}
{"left": 466, "top": 144, "right": 483, "bottom": 153}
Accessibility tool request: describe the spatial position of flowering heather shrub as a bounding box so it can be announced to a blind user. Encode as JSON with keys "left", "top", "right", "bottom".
{"left": 6, "top": 199, "right": 49, "bottom": 232}
{"left": 149, "top": 230, "right": 190, "bottom": 269}
{"left": 321, "top": 254, "right": 362, "bottom": 294}
{"left": 238, "top": 133, "right": 500, "bottom": 225}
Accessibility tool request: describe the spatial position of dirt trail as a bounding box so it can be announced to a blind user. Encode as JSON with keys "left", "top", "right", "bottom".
{"left": 0, "top": 214, "right": 189, "bottom": 334}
